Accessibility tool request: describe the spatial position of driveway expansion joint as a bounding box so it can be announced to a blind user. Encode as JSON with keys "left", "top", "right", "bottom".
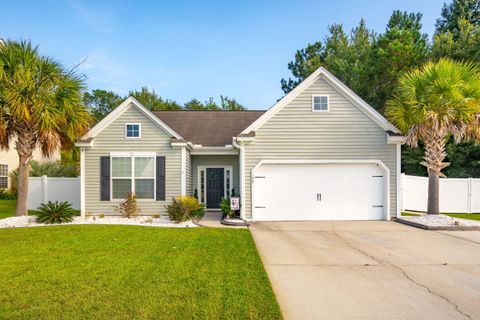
{"left": 331, "top": 230, "right": 475, "bottom": 320}
{"left": 437, "top": 231, "right": 480, "bottom": 245}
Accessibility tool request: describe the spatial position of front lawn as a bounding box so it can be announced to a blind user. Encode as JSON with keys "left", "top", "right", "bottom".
{"left": 0, "top": 226, "right": 282, "bottom": 319}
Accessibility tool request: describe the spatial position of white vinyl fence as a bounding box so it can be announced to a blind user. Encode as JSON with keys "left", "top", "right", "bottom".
{"left": 28, "top": 176, "right": 80, "bottom": 210}
{"left": 401, "top": 174, "right": 480, "bottom": 213}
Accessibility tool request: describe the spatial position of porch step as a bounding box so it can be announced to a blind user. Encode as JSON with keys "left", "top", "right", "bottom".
{"left": 221, "top": 217, "right": 250, "bottom": 227}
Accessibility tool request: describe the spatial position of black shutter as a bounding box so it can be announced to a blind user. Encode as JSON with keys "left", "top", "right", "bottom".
{"left": 100, "top": 156, "right": 110, "bottom": 201}
{"left": 156, "top": 156, "right": 166, "bottom": 201}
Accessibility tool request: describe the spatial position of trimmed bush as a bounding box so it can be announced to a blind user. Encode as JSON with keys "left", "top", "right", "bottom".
{"left": 115, "top": 193, "right": 138, "bottom": 218}
{"left": 166, "top": 196, "right": 204, "bottom": 222}
{"left": 36, "top": 201, "right": 76, "bottom": 224}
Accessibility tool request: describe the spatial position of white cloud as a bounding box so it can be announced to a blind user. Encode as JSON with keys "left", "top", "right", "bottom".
{"left": 77, "top": 48, "right": 130, "bottom": 93}
{"left": 68, "top": 0, "right": 119, "bottom": 33}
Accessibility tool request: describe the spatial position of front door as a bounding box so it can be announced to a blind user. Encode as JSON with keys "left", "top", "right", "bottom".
{"left": 207, "top": 168, "right": 224, "bottom": 208}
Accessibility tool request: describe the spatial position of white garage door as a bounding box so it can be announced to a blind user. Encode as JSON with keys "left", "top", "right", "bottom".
{"left": 252, "top": 162, "right": 386, "bottom": 221}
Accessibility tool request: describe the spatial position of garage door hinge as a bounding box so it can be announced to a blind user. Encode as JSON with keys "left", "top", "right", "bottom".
{"left": 254, "top": 176, "right": 266, "bottom": 179}
{"left": 372, "top": 205, "right": 383, "bottom": 208}
{"left": 255, "top": 206, "right": 266, "bottom": 209}
{"left": 372, "top": 175, "right": 383, "bottom": 178}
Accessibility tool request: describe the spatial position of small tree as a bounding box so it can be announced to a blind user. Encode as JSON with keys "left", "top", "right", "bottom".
{"left": 386, "top": 58, "right": 480, "bottom": 215}
{"left": 115, "top": 193, "right": 138, "bottom": 218}
{"left": 0, "top": 40, "right": 91, "bottom": 216}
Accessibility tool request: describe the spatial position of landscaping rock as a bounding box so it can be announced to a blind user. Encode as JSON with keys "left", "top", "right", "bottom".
{"left": 397, "top": 214, "right": 480, "bottom": 230}
{"left": 0, "top": 215, "right": 197, "bottom": 229}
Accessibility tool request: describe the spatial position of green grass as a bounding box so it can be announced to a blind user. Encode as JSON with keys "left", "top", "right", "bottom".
{"left": 402, "top": 211, "right": 480, "bottom": 221}
{"left": 0, "top": 200, "right": 17, "bottom": 219}
{"left": 444, "top": 213, "right": 480, "bottom": 221}
{"left": 0, "top": 225, "right": 282, "bottom": 320}
{"left": 401, "top": 211, "right": 421, "bottom": 216}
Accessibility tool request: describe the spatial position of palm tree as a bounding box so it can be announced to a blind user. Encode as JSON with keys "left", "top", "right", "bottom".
{"left": 0, "top": 40, "right": 91, "bottom": 216}
{"left": 386, "top": 58, "right": 480, "bottom": 215}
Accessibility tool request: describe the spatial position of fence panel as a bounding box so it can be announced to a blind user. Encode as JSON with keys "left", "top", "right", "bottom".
{"left": 401, "top": 175, "right": 428, "bottom": 212}
{"left": 472, "top": 179, "right": 480, "bottom": 213}
{"left": 28, "top": 176, "right": 80, "bottom": 210}
{"left": 440, "top": 179, "right": 470, "bottom": 213}
{"left": 402, "top": 174, "right": 480, "bottom": 213}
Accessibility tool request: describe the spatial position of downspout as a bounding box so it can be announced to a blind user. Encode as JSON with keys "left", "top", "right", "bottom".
{"left": 181, "top": 146, "right": 186, "bottom": 196}
{"left": 80, "top": 148, "right": 85, "bottom": 217}
{"left": 232, "top": 137, "right": 246, "bottom": 220}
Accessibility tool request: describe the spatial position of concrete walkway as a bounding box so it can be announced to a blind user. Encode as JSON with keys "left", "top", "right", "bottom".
{"left": 197, "top": 211, "right": 246, "bottom": 228}
{"left": 250, "top": 221, "right": 480, "bottom": 320}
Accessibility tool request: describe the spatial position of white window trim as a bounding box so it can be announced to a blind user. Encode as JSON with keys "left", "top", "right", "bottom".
{"left": 0, "top": 163, "right": 8, "bottom": 189}
{"left": 197, "top": 166, "right": 233, "bottom": 208}
{"left": 311, "top": 95, "right": 329, "bottom": 112}
{"left": 125, "top": 123, "right": 141, "bottom": 139}
{"left": 110, "top": 155, "right": 156, "bottom": 201}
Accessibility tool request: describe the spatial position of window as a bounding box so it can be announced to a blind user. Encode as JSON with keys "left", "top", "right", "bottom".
{"left": 125, "top": 123, "right": 141, "bottom": 138}
{"left": 200, "top": 169, "right": 205, "bottom": 203}
{"left": 225, "top": 169, "right": 231, "bottom": 197}
{"left": 0, "top": 164, "right": 7, "bottom": 189}
{"left": 111, "top": 156, "right": 155, "bottom": 199}
{"left": 312, "top": 95, "right": 329, "bottom": 112}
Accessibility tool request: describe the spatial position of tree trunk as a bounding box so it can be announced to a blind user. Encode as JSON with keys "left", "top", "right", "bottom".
{"left": 15, "top": 129, "right": 36, "bottom": 217}
{"left": 16, "top": 155, "right": 30, "bottom": 216}
{"left": 427, "top": 170, "right": 440, "bottom": 215}
{"left": 421, "top": 129, "right": 449, "bottom": 216}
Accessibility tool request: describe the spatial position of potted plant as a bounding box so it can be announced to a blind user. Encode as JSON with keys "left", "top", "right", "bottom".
{"left": 220, "top": 197, "right": 237, "bottom": 219}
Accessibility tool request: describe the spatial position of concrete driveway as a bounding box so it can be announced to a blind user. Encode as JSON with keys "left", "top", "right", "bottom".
{"left": 250, "top": 221, "right": 480, "bottom": 320}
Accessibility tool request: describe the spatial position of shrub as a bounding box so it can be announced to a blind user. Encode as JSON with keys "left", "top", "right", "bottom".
{"left": 220, "top": 197, "right": 238, "bottom": 218}
{"left": 166, "top": 196, "right": 204, "bottom": 222}
{"left": 8, "top": 171, "right": 18, "bottom": 196}
{"left": 29, "top": 160, "right": 78, "bottom": 177}
{"left": 115, "top": 193, "right": 138, "bottom": 218}
{"left": 36, "top": 201, "right": 76, "bottom": 224}
{"left": 220, "top": 197, "right": 232, "bottom": 218}
{"left": 0, "top": 190, "right": 16, "bottom": 200}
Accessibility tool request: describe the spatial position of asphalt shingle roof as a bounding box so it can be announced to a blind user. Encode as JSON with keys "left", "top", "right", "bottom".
{"left": 152, "top": 110, "right": 265, "bottom": 146}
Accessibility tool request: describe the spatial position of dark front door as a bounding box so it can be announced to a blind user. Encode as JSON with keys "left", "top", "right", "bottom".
{"left": 207, "top": 168, "right": 224, "bottom": 208}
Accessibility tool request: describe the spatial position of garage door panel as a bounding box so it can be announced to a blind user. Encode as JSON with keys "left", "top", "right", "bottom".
{"left": 253, "top": 163, "right": 385, "bottom": 221}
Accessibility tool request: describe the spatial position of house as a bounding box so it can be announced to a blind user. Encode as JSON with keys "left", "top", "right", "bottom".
{"left": 0, "top": 139, "right": 60, "bottom": 190}
{"left": 75, "top": 67, "right": 403, "bottom": 221}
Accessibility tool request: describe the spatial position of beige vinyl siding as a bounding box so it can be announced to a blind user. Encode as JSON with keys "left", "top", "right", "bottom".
{"left": 0, "top": 137, "right": 60, "bottom": 190}
{"left": 186, "top": 149, "right": 192, "bottom": 195}
{"left": 243, "top": 75, "right": 398, "bottom": 219}
{"left": 84, "top": 105, "right": 181, "bottom": 216}
{"left": 191, "top": 155, "right": 240, "bottom": 198}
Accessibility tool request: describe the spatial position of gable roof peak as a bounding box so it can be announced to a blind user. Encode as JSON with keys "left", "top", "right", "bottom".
{"left": 81, "top": 96, "right": 183, "bottom": 140}
{"left": 241, "top": 66, "right": 401, "bottom": 134}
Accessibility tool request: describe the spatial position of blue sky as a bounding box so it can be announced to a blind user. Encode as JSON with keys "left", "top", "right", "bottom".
{"left": 1, "top": 0, "right": 445, "bottom": 109}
